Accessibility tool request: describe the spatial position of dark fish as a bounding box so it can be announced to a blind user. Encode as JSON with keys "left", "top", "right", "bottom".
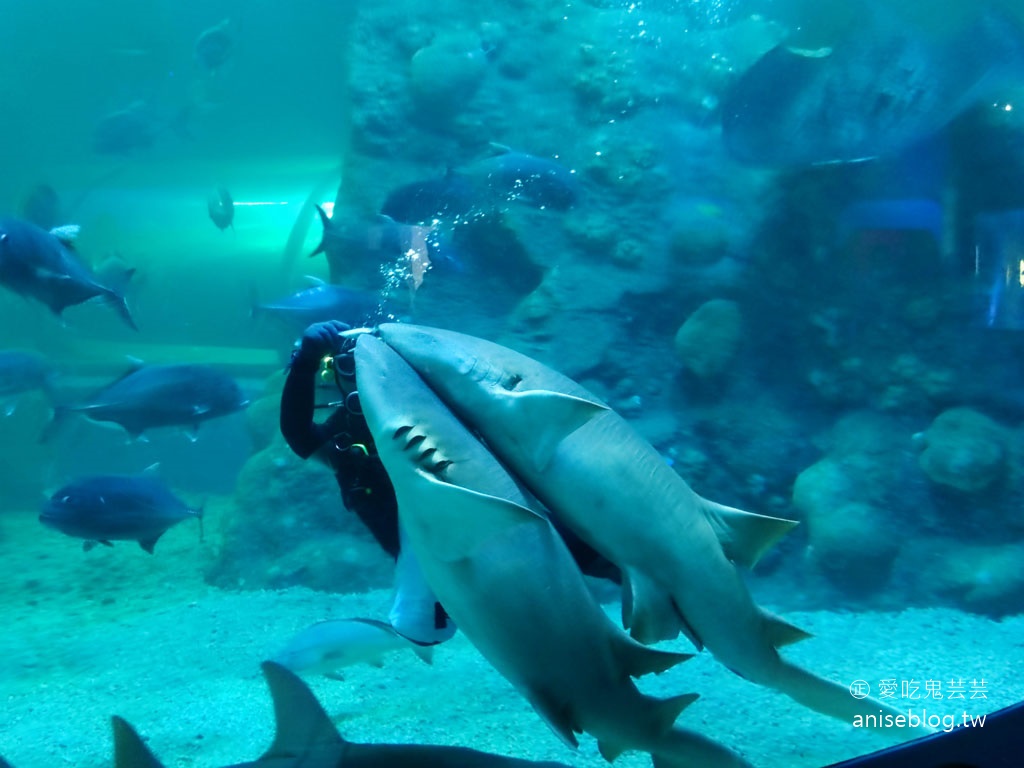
{"left": 0, "top": 350, "right": 55, "bottom": 415}
{"left": 93, "top": 101, "right": 157, "bottom": 155}
{"left": 309, "top": 204, "right": 435, "bottom": 285}
{"left": 253, "top": 278, "right": 385, "bottom": 329}
{"left": 40, "top": 471, "right": 201, "bottom": 553}
{"left": 195, "top": 19, "right": 232, "bottom": 73}
{"left": 721, "top": 5, "right": 1024, "bottom": 167}
{"left": 112, "top": 661, "right": 575, "bottom": 768}
{"left": 380, "top": 170, "right": 477, "bottom": 225}
{"left": 462, "top": 145, "right": 578, "bottom": 210}
{"left": 93, "top": 101, "right": 192, "bottom": 156}
{"left": 0, "top": 218, "right": 136, "bottom": 329}
{"left": 42, "top": 363, "right": 249, "bottom": 441}
{"left": 208, "top": 187, "right": 234, "bottom": 231}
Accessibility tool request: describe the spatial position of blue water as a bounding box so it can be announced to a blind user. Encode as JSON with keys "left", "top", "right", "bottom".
{"left": 2, "top": 1, "right": 1024, "bottom": 766}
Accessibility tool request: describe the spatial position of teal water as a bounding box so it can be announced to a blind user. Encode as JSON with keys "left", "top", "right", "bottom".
{"left": 3, "top": 0, "right": 1024, "bottom": 765}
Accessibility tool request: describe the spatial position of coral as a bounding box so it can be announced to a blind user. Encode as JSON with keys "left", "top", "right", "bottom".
{"left": 673, "top": 299, "right": 742, "bottom": 381}
{"left": 916, "top": 408, "right": 1008, "bottom": 493}
{"left": 408, "top": 32, "right": 488, "bottom": 121}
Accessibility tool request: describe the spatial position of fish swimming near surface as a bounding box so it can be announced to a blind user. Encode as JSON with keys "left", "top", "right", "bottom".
{"left": 376, "top": 324, "right": 930, "bottom": 734}
{"left": 195, "top": 19, "right": 233, "bottom": 74}
{"left": 208, "top": 187, "right": 234, "bottom": 230}
{"left": 272, "top": 617, "right": 434, "bottom": 680}
{"left": 40, "top": 470, "right": 202, "bottom": 553}
{"left": 252, "top": 278, "right": 386, "bottom": 330}
{"left": 42, "top": 362, "right": 249, "bottom": 442}
{"left": 355, "top": 334, "right": 752, "bottom": 768}
{"left": 720, "top": 4, "right": 1024, "bottom": 167}
{"left": 112, "top": 660, "right": 577, "bottom": 768}
{"left": 0, "top": 350, "right": 56, "bottom": 416}
{"left": 0, "top": 217, "right": 136, "bottom": 329}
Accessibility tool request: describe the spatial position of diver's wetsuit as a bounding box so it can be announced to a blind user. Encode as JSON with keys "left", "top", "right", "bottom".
{"left": 280, "top": 325, "right": 621, "bottom": 643}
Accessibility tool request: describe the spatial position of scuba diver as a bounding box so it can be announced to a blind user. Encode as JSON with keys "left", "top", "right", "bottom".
{"left": 280, "top": 320, "right": 620, "bottom": 646}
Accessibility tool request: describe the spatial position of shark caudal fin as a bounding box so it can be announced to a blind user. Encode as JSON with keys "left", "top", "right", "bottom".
{"left": 309, "top": 204, "right": 334, "bottom": 257}
{"left": 772, "top": 659, "right": 933, "bottom": 736}
{"left": 258, "top": 660, "right": 346, "bottom": 760}
{"left": 111, "top": 716, "right": 166, "bottom": 768}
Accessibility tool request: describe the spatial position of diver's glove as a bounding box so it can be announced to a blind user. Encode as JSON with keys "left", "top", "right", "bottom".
{"left": 292, "top": 320, "right": 352, "bottom": 368}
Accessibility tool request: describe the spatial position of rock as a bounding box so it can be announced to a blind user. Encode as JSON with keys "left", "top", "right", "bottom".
{"left": 908, "top": 537, "right": 1024, "bottom": 617}
{"left": 409, "top": 32, "right": 488, "bottom": 121}
{"left": 916, "top": 408, "right": 1008, "bottom": 493}
{"left": 673, "top": 299, "right": 742, "bottom": 380}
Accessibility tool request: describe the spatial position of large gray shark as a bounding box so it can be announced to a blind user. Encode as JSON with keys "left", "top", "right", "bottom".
{"left": 113, "top": 660, "right": 577, "bottom": 768}
{"left": 376, "top": 323, "right": 925, "bottom": 733}
{"left": 354, "top": 334, "right": 753, "bottom": 768}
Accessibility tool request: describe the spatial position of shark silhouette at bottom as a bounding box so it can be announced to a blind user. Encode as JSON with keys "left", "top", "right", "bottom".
{"left": 113, "top": 661, "right": 574, "bottom": 768}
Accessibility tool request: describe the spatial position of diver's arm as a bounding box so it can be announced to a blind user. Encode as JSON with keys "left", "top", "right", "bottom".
{"left": 280, "top": 321, "right": 351, "bottom": 458}
{"left": 279, "top": 350, "right": 332, "bottom": 459}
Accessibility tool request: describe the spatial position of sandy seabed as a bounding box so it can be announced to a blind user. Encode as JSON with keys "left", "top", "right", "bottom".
{"left": 2, "top": 506, "right": 1022, "bottom": 768}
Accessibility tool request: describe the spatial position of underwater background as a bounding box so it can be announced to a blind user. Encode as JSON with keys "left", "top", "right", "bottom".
{"left": 3, "top": 0, "right": 1024, "bottom": 765}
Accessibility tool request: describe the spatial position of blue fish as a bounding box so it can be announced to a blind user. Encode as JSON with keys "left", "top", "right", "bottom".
{"left": 40, "top": 472, "right": 202, "bottom": 553}
{"left": 253, "top": 278, "right": 386, "bottom": 329}
{"left": 0, "top": 350, "right": 55, "bottom": 416}
{"left": 42, "top": 363, "right": 248, "bottom": 441}
{"left": 462, "top": 145, "right": 578, "bottom": 210}
{"left": 721, "top": 5, "right": 1024, "bottom": 167}
{"left": 0, "top": 217, "right": 136, "bottom": 329}
{"left": 380, "top": 170, "right": 477, "bottom": 225}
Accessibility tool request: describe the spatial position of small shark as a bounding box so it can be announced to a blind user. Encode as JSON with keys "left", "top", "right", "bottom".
{"left": 113, "top": 660, "right": 577, "bottom": 768}
{"left": 376, "top": 323, "right": 928, "bottom": 734}
{"left": 354, "top": 334, "right": 751, "bottom": 768}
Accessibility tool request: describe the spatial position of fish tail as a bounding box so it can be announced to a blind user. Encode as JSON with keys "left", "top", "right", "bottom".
{"left": 110, "top": 291, "right": 138, "bottom": 331}
{"left": 773, "top": 659, "right": 934, "bottom": 736}
{"left": 39, "top": 404, "right": 72, "bottom": 444}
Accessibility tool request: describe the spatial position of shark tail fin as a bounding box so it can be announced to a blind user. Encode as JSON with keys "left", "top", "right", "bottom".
{"left": 309, "top": 204, "right": 332, "bottom": 257}
{"left": 111, "top": 716, "right": 166, "bottom": 768}
{"left": 259, "top": 660, "right": 346, "bottom": 760}
{"left": 773, "top": 659, "right": 933, "bottom": 736}
{"left": 701, "top": 499, "right": 799, "bottom": 569}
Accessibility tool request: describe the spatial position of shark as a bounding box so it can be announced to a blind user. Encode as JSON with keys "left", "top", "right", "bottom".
{"left": 375, "top": 323, "right": 927, "bottom": 733}
{"left": 113, "top": 660, "right": 577, "bottom": 768}
{"left": 354, "top": 333, "right": 753, "bottom": 768}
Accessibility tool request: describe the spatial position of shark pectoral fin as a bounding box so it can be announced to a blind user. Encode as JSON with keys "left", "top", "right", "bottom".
{"left": 701, "top": 500, "right": 799, "bottom": 569}
{"left": 622, "top": 569, "right": 692, "bottom": 646}
{"left": 111, "top": 716, "right": 166, "bottom": 768}
{"left": 498, "top": 389, "right": 608, "bottom": 472}
{"left": 760, "top": 608, "right": 812, "bottom": 648}
{"left": 527, "top": 690, "right": 580, "bottom": 749}
{"left": 259, "top": 661, "right": 346, "bottom": 759}
{"left": 407, "top": 476, "right": 545, "bottom": 562}
{"left": 612, "top": 632, "right": 693, "bottom": 679}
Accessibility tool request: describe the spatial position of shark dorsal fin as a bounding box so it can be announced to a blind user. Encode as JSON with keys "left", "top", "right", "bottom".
{"left": 259, "top": 661, "right": 346, "bottom": 760}
{"left": 111, "top": 716, "right": 166, "bottom": 768}
{"left": 497, "top": 389, "right": 607, "bottom": 472}
{"left": 701, "top": 500, "right": 799, "bottom": 569}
